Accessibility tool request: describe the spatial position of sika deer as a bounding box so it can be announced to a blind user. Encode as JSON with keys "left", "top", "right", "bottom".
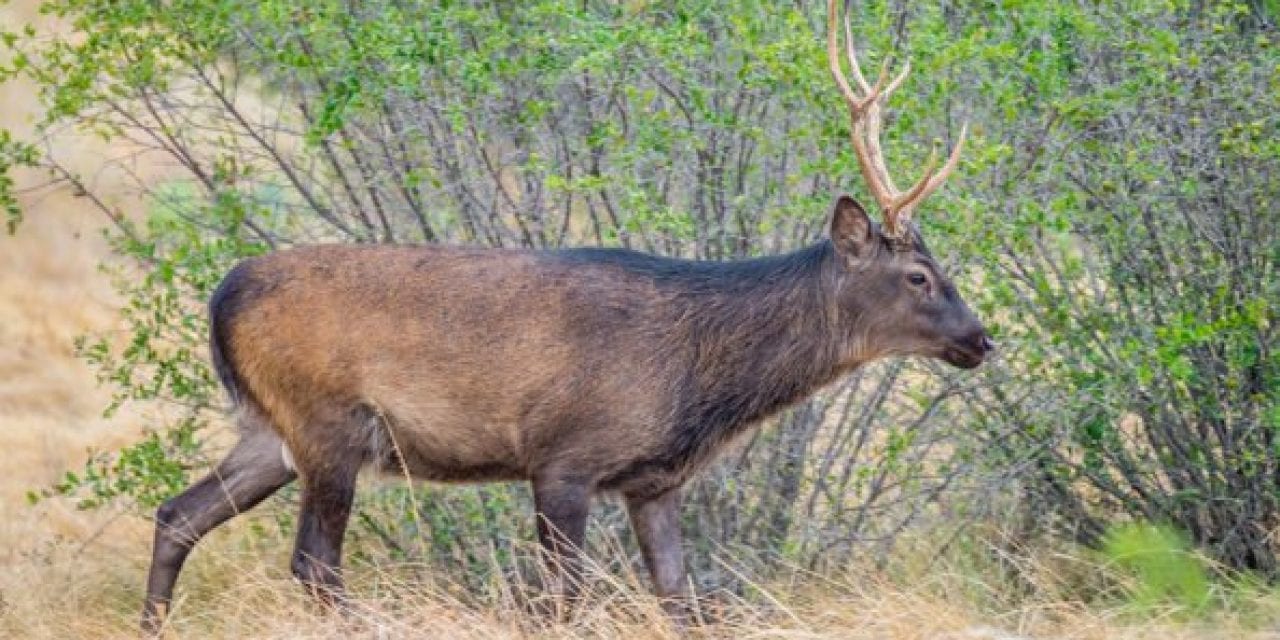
{"left": 141, "top": 1, "right": 990, "bottom": 631}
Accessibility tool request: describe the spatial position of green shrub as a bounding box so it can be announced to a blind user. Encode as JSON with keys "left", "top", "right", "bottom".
{"left": 1102, "top": 523, "right": 1212, "bottom": 616}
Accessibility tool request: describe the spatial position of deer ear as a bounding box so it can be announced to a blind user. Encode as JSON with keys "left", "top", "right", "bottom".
{"left": 829, "top": 195, "right": 876, "bottom": 258}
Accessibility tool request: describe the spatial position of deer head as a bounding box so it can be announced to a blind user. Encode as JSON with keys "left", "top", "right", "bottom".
{"left": 824, "top": 0, "right": 992, "bottom": 369}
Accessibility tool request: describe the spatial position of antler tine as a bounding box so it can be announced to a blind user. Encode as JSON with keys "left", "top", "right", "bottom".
{"left": 827, "top": 0, "right": 865, "bottom": 111}
{"left": 895, "top": 123, "right": 969, "bottom": 223}
{"left": 829, "top": 0, "right": 889, "bottom": 113}
{"left": 842, "top": 10, "right": 870, "bottom": 92}
{"left": 889, "top": 147, "right": 940, "bottom": 227}
{"left": 914, "top": 123, "right": 969, "bottom": 204}
{"left": 846, "top": 11, "right": 910, "bottom": 109}
{"left": 882, "top": 59, "right": 910, "bottom": 101}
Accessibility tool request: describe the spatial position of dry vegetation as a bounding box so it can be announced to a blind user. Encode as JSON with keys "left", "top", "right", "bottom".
{"left": 7, "top": 507, "right": 1280, "bottom": 639}
{"left": 1, "top": 1, "right": 1277, "bottom": 638}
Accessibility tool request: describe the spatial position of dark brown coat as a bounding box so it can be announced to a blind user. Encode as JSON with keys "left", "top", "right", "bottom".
{"left": 142, "top": 197, "right": 991, "bottom": 630}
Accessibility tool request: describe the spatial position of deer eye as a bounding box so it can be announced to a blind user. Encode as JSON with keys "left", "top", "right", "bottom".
{"left": 907, "top": 273, "right": 928, "bottom": 287}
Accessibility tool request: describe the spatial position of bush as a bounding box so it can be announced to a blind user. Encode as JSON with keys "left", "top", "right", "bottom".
{"left": 1101, "top": 522, "right": 1212, "bottom": 616}
{"left": 956, "top": 1, "right": 1280, "bottom": 575}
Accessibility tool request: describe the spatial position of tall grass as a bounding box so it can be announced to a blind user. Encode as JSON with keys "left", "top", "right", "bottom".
{"left": 5, "top": 500, "right": 1280, "bottom": 639}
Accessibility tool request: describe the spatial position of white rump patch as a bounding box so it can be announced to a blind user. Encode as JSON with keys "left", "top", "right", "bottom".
{"left": 281, "top": 443, "right": 297, "bottom": 472}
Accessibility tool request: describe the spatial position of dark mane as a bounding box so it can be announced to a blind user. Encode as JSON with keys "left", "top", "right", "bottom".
{"left": 552, "top": 241, "right": 835, "bottom": 295}
{"left": 580, "top": 241, "right": 848, "bottom": 493}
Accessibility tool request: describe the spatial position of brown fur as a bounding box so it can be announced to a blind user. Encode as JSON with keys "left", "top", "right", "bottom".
{"left": 141, "top": 196, "right": 991, "bottom": 632}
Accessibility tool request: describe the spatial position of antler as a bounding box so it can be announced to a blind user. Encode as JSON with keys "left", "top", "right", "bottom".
{"left": 827, "top": 0, "right": 967, "bottom": 240}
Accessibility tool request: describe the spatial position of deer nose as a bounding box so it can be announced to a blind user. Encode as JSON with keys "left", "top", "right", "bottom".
{"left": 979, "top": 335, "right": 996, "bottom": 354}
{"left": 962, "top": 329, "right": 994, "bottom": 355}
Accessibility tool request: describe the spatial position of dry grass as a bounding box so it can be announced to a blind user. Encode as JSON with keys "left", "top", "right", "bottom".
{"left": 0, "top": 0, "right": 157, "bottom": 552}
{"left": 4, "top": 511, "right": 1279, "bottom": 639}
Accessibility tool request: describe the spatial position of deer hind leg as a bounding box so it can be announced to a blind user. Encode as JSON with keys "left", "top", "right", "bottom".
{"left": 142, "top": 424, "right": 296, "bottom": 634}
{"left": 287, "top": 405, "right": 371, "bottom": 613}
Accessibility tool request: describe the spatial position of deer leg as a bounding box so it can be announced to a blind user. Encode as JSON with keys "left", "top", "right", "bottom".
{"left": 290, "top": 450, "right": 361, "bottom": 611}
{"left": 142, "top": 428, "right": 295, "bottom": 634}
{"left": 625, "top": 488, "right": 692, "bottom": 623}
{"left": 531, "top": 472, "right": 592, "bottom": 608}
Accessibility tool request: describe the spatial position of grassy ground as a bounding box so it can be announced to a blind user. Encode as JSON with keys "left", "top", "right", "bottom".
{"left": 6, "top": 508, "right": 1280, "bottom": 639}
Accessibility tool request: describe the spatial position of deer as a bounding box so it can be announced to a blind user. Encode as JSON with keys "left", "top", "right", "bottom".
{"left": 140, "top": 0, "right": 991, "bottom": 632}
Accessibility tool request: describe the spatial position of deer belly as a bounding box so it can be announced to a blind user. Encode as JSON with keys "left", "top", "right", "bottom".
{"left": 371, "top": 399, "right": 526, "bottom": 483}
